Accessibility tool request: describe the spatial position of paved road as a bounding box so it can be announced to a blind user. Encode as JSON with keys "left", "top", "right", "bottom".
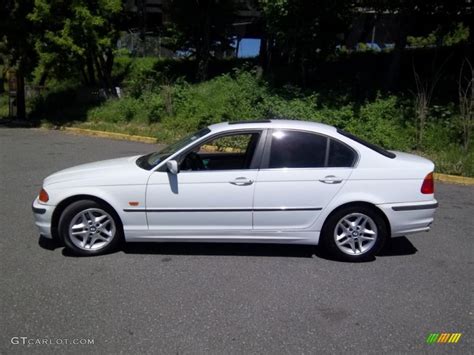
{"left": 1, "top": 127, "right": 472, "bottom": 354}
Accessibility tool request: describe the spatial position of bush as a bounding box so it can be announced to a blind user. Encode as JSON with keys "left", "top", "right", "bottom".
{"left": 29, "top": 60, "right": 473, "bottom": 176}
{"left": 0, "top": 94, "right": 9, "bottom": 118}
{"left": 345, "top": 96, "right": 414, "bottom": 151}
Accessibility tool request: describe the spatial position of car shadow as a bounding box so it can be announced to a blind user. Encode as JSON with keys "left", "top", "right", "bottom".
{"left": 38, "top": 235, "right": 62, "bottom": 250}
{"left": 377, "top": 236, "right": 418, "bottom": 257}
{"left": 39, "top": 235, "right": 417, "bottom": 260}
{"left": 123, "top": 242, "right": 317, "bottom": 258}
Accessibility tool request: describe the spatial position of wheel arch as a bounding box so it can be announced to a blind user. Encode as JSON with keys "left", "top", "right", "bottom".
{"left": 320, "top": 201, "right": 391, "bottom": 238}
{"left": 51, "top": 195, "right": 124, "bottom": 240}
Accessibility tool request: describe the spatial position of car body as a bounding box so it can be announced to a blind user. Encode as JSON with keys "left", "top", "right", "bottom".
{"left": 32, "top": 119, "right": 438, "bottom": 260}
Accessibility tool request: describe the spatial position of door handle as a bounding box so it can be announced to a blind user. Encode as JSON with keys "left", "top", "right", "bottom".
{"left": 230, "top": 177, "right": 254, "bottom": 186}
{"left": 319, "top": 175, "right": 343, "bottom": 184}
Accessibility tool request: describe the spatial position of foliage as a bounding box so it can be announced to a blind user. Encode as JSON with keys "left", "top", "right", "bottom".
{"left": 162, "top": 0, "right": 237, "bottom": 81}
{"left": 258, "top": 0, "right": 353, "bottom": 79}
{"left": 407, "top": 22, "right": 470, "bottom": 48}
{"left": 28, "top": 0, "right": 122, "bottom": 89}
{"left": 0, "top": 0, "right": 35, "bottom": 68}
{"left": 29, "top": 65, "right": 474, "bottom": 176}
{"left": 0, "top": 0, "right": 36, "bottom": 117}
{"left": 0, "top": 94, "right": 9, "bottom": 117}
{"left": 458, "top": 58, "right": 473, "bottom": 150}
{"left": 442, "top": 22, "right": 470, "bottom": 46}
{"left": 345, "top": 96, "right": 414, "bottom": 150}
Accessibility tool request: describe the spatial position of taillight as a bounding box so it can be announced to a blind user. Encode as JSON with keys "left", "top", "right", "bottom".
{"left": 39, "top": 188, "right": 49, "bottom": 203}
{"left": 421, "top": 172, "right": 434, "bottom": 194}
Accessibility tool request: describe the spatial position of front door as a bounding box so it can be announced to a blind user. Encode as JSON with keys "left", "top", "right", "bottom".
{"left": 146, "top": 130, "right": 264, "bottom": 231}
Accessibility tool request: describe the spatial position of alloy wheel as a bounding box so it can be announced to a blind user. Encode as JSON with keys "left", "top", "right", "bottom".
{"left": 68, "top": 208, "right": 116, "bottom": 251}
{"left": 333, "top": 213, "right": 378, "bottom": 255}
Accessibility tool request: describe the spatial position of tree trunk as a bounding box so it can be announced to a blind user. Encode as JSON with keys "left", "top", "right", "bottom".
{"left": 386, "top": 14, "right": 411, "bottom": 91}
{"left": 93, "top": 53, "right": 107, "bottom": 88}
{"left": 16, "top": 72, "right": 26, "bottom": 119}
{"left": 86, "top": 55, "right": 96, "bottom": 86}
{"left": 95, "top": 49, "right": 116, "bottom": 97}
{"left": 81, "top": 67, "right": 90, "bottom": 86}
{"left": 196, "top": 4, "right": 211, "bottom": 82}
{"left": 104, "top": 49, "right": 115, "bottom": 89}
{"left": 258, "top": 36, "right": 267, "bottom": 67}
{"left": 0, "top": 73, "right": 4, "bottom": 94}
{"left": 38, "top": 69, "right": 48, "bottom": 86}
{"left": 298, "top": 47, "right": 307, "bottom": 87}
{"left": 259, "top": 35, "right": 273, "bottom": 75}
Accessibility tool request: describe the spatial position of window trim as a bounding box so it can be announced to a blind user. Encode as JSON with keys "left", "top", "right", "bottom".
{"left": 156, "top": 129, "right": 268, "bottom": 173}
{"left": 261, "top": 128, "right": 359, "bottom": 170}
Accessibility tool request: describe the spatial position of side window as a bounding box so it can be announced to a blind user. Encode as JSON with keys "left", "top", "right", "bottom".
{"left": 269, "top": 130, "right": 327, "bottom": 168}
{"left": 181, "top": 132, "right": 261, "bottom": 171}
{"left": 327, "top": 139, "right": 356, "bottom": 167}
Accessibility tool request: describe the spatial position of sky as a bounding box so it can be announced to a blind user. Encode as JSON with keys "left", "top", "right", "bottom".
{"left": 236, "top": 38, "right": 261, "bottom": 58}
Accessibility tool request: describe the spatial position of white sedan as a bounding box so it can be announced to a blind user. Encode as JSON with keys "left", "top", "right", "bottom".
{"left": 32, "top": 120, "right": 438, "bottom": 261}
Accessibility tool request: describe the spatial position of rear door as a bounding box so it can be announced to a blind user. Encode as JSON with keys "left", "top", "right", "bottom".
{"left": 253, "top": 129, "right": 356, "bottom": 230}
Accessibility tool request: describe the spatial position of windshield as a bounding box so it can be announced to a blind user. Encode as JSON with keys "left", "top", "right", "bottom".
{"left": 136, "top": 128, "right": 211, "bottom": 170}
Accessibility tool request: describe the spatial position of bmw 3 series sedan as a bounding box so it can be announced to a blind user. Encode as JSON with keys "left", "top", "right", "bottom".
{"left": 32, "top": 120, "right": 438, "bottom": 261}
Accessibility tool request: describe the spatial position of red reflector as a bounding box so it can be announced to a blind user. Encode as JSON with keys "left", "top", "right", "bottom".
{"left": 39, "top": 188, "right": 49, "bottom": 202}
{"left": 421, "top": 172, "right": 434, "bottom": 194}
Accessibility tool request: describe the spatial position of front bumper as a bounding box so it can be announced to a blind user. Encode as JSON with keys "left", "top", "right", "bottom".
{"left": 378, "top": 200, "right": 438, "bottom": 237}
{"left": 32, "top": 197, "right": 55, "bottom": 239}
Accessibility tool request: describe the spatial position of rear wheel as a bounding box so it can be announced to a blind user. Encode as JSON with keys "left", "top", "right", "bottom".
{"left": 321, "top": 206, "right": 387, "bottom": 262}
{"left": 59, "top": 200, "right": 123, "bottom": 256}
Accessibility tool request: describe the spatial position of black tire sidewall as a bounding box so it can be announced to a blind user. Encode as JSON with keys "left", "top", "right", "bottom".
{"left": 58, "top": 200, "right": 123, "bottom": 256}
{"left": 321, "top": 206, "right": 387, "bottom": 262}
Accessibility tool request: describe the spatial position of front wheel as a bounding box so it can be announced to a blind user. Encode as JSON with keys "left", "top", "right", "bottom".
{"left": 321, "top": 206, "right": 388, "bottom": 262}
{"left": 58, "top": 200, "right": 123, "bottom": 256}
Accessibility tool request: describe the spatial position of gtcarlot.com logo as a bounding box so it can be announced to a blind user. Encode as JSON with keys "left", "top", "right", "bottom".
{"left": 11, "top": 337, "right": 94, "bottom": 346}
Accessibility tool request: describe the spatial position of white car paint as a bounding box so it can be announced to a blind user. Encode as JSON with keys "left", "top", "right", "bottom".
{"left": 32, "top": 120, "right": 437, "bottom": 246}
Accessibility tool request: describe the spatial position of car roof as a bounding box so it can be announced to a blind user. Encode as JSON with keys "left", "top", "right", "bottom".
{"left": 208, "top": 119, "right": 337, "bottom": 135}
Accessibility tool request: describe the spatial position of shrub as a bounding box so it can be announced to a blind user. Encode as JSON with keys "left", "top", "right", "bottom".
{"left": 345, "top": 96, "right": 414, "bottom": 151}
{"left": 32, "top": 62, "right": 470, "bottom": 176}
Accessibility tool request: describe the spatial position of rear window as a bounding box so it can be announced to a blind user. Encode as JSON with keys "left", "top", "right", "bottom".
{"left": 269, "top": 130, "right": 327, "bottom": 168}
{"left": 328, "top": 139, "right": 356, "bottom": 167}
{"left": 266, "top": 130, "right": 357, "bottom": 168}
{"left": 337, "top": 129, "right": 396, "bottom": 159}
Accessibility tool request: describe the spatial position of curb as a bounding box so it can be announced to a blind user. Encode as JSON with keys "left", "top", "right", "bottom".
{"left": 434, "top": 173, "right": 474, "bottom": 186}
{"left": 60, "top": 127, "right": 157, "bottom": 144}
{"left": 53, "top": 126, "right": 474, "bottom": 186}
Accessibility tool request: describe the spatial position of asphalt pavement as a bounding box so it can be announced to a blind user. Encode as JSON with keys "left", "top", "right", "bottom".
{"left": 0, "top": 127, "right": 472, "bottom": 354}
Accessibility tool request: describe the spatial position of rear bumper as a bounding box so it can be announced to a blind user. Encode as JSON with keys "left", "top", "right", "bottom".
{"left": 32, "top": 197, "right": 55, "bottom": 239}
{"left": 378, "top": 200, "right": 438, "bottom": 237}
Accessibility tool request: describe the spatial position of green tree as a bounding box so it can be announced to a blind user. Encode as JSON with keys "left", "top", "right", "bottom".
{"left": 163, "top": 0, "right": 237, "bottom": 81}
{"left": 28, "top": 0, "right": 122, "bottom": 91}
{"left": 258, "top": 0, "right": 353, "bottom": 84}
{"left": 361, "top": 0, "right": 472, "bottom": 89}
{"left": 0, "top": 0, "right": 36, "bottom": 118}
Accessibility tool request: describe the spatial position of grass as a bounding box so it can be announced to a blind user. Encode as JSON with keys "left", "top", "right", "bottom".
{"left": 0, "top": 94, "right": 9, "bottom": 118}
{"left": 5, "top": 59, "right": 473, "bottom": 177}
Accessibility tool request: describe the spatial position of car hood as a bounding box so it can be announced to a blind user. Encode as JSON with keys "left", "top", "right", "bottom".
{"left": 44, "top": 155, "right": 143, "bottom": 186}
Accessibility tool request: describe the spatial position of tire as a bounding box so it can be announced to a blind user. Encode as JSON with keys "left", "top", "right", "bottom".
{"left": 58, "top": 200, "right": 123, "bottom": 256}
{"left": 321, "top": 205, "right": 388, "bottom": 262}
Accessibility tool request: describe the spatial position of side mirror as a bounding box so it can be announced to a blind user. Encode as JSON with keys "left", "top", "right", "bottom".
{"left": 166, "top": 160, "right": 179, "bottom": 174}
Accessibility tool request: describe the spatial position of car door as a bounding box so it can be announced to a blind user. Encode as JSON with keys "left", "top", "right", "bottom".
{"left": 253, "top": 129, "right": 357, "bottom": 230}
{"left": 145, "top": 130, "right": 265, "bottom": 232}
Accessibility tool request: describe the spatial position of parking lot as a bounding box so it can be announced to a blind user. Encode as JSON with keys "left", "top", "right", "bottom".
{"left": 1, "top": 127, "right": 472, "bottom": 354}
